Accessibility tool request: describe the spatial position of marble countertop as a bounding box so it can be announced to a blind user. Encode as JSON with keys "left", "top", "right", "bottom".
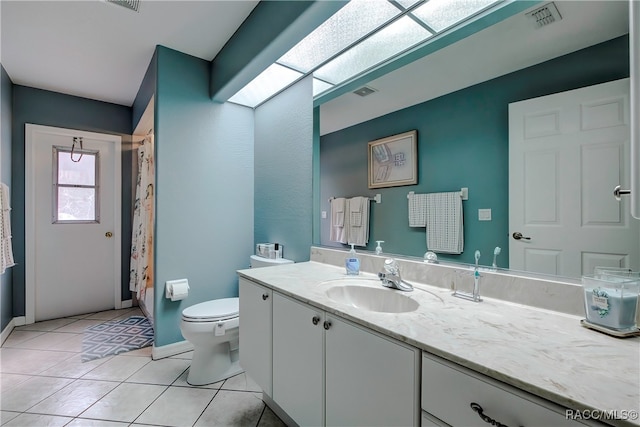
{"left": 238, "top": 261, "right": 640, "bottom": 427}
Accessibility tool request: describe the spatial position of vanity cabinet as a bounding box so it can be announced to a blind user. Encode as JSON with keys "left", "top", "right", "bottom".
{"left": 243, "top": 282, "right": 420, "bottom": 427}
{"left": 238, "top": 278, "right": 272, "bottom": 395}
{"left": 273, "top": 292, "right": 420, "bottom": 426}
{"left": 421, "top": 353, "right": 590, "bottom": 427}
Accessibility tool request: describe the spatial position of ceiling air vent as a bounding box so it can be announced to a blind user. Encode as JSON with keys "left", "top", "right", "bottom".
{"left": 526, "top": 2, "right": 562, "bottom": 28}
{"left": 105, "top": 0, "right": 140, "bottom": 13}
{"left": 353, "top": 86, "right": 377, "bottom": 97}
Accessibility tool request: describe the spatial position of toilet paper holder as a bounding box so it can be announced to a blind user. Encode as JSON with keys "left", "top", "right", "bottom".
{"left": 165, "top": 279, "right": 190, "bottom": 301}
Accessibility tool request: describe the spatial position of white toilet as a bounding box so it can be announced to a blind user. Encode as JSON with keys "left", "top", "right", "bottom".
{"left": 180, "top": 298, "right": 241, "bottom": 385}
{"left": 180, "top": 255, "right": 293, "bottom": 386}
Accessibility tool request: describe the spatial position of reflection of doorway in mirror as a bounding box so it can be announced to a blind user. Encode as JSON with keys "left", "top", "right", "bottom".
{"left": 509, "top": 78, "right": 639, "bottom": 279}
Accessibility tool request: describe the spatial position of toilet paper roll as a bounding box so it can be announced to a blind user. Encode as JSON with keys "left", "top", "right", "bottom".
{"left": 166, "top": 279, "right": 189, "bottom": 301}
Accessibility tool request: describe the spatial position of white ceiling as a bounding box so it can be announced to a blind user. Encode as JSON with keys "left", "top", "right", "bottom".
{"left": 0, "top": 0, "right": 259, "bottom": 106}
{"left": 0, "top": 0, "right": 630, "bottom": 136}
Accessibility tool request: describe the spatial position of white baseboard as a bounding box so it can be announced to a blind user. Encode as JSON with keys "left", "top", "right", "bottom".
{"left": 1, "top": 319, "right": 14, "bottom": 346}
{"left": 151, "top": 340, "right": 194, "bottom": 360}
{"left": 120, "top": 299, "right": 133, "bottom": 309}
{"left": 1, "top": 316, "right": 25, "bottom": 346}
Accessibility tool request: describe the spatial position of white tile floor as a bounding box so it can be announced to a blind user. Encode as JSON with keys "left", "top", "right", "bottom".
{"left": 0, "top": 308, "right": 286, "bottom": 427}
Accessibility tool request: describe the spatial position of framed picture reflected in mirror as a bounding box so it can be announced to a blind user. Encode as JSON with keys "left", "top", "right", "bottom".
{"left": 368, "top": 130, "right": 417, "bottom": 189}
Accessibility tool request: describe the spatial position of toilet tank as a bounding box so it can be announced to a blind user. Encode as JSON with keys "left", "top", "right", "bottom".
{"left": 250, "top": 255, "right": 294, "bottom": 268}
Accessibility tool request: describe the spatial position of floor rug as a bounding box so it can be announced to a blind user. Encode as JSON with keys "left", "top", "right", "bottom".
{"left": 82, "top": 316, "right": 153, "bottom": 362}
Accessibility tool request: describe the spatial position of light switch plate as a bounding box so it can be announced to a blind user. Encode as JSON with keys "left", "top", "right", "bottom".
{"left": 478, "top": 208, "right": 492, "bottom": 221}
{"left": 321, "top": 211, "right": 327, "bottom": 219}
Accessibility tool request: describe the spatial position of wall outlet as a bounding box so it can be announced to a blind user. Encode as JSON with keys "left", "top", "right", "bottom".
{"left": 478, "top": 208, "right": 492, "bottom": 221}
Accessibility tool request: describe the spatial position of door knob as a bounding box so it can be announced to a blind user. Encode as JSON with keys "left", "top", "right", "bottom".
{"left": 105, "top": 232, "right": 113, "bottom": 238}
{"left": 512, "top": 232, "right": 531, "bottom": 241}
{"left": 614, "top": 185, "right": 631, "bottom": 201}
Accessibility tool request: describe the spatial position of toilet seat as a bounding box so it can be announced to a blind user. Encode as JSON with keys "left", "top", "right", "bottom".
{"left": 182, "top": 298, "right": 239, "bottom": 322}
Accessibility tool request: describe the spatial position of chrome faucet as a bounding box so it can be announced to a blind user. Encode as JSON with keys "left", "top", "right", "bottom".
{"left": 378, "top": 258, "right": 413, "bottom": 292}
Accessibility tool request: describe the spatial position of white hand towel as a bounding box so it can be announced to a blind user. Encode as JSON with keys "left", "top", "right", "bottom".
{"left": 347, "top": 196, "right": 369, "bottom": 247}
{"left": 330, "top": 197, "right": 348, "bottom": 244}
{"left": 333, "top": 197, "right": 345, "bottom": 227}
{"left": 408, "top": 193, "right": 427, "bottom": 227}
{"left": 0, "top": 183, "right": 15, "bottom": 274}
{"left": 425, "top": 192, "right": 463, "bottom": 254}
{"left": 349, "top": 196, "right": 363, "bottom": 227}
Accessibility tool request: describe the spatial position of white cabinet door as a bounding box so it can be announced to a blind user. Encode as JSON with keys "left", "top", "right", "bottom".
{"left": 325, "top": 315, "right": 420, "bottom": 427}
{"left": 273, "top": 293, "right": 325, "bottom": 427}
{"left": 238, "top": 278, "right": 272, "bottom": 395}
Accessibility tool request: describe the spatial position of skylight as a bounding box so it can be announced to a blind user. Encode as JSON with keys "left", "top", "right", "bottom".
{"left": 228, "top": 0, "right": 502, "bottom": 108}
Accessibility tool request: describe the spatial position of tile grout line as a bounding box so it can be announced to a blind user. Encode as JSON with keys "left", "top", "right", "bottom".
{"left": 2, "top": 308, "right": 285, "bottom": 427}
{"left": 190, "top": 383, "right": 223, "bottom": 427}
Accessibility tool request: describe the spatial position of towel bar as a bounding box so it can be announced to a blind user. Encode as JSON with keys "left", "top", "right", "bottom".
{"left": 329, "top": 194, "right": 381, "bottom": 204}
{"left": 408, "top": 188, "right": 468, "bottom": 200}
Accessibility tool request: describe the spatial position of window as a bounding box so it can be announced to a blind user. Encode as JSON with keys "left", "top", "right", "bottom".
{"left": 53, "top": 145, "right": 100, "bottom": 223}
{"left": 228, "top": 0, "right": 502, "bottom": 108}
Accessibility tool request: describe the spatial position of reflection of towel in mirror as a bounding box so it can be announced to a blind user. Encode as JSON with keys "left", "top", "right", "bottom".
{"left": 0, "top": 183, "right": 15, "bottom": 274}
{"left": 330, "top": 197, "right": 348, "bottom": 244}
{"left": 348, "top": 196, "right": 369, "bottom": 247}
{"left": 408, "top": 193, "right": 427, "bottom": 227}
{"left": 425, "top": 192, "right": 463, "bottom": 254}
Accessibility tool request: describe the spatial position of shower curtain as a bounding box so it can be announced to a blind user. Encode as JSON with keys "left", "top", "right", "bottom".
{"left": 130, "top": 134, "right": 155, "bottom": 305}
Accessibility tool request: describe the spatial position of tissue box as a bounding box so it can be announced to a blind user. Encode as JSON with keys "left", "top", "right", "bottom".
{"left": 256, "top": 243, "right": 274, "bottom": 258}
{"left": 582, "top": 274, "right": 640, "bottom": 331}
{"left": 256, "top": 243, "right": 282, "bottom": 259}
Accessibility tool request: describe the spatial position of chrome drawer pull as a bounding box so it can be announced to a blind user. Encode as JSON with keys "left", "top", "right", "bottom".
{"left": 470, "top": 402, "right": 515, "bottom": 427}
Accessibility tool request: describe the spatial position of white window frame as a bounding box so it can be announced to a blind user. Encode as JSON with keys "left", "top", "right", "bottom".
{"left": 52, "top": 145, "right": 101, "bottom": 224}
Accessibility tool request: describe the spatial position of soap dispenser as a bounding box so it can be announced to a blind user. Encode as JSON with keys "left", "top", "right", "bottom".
{"left": 345, "top": 244, "right": 360, "bottom": 275}
{"left": 375, "top": 241, "right": 384, "bottom": 255}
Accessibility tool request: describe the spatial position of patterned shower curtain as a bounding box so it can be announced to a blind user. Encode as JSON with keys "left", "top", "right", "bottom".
{"left": 130, "top": 134, "right": 155, "bottom": 300}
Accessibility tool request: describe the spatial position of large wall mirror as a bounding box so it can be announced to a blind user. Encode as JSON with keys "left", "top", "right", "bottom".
{"left": 317, "top": 1, "right": 635, "bottom": 281}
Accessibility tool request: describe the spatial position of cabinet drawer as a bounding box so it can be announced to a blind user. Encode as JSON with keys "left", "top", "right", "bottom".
{"left": 422, "top": 353, "right": 587, "bottom": 427}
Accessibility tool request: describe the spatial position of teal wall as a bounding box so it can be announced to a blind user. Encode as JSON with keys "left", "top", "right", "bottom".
{"left": 133, "top": 50, "right": 157, "bottom": 130}
{"left": 1, "top": 64, "right": 13, "bottom": 331}
{"left": 255, "top": 77, "right": 313, "bottom": 262}
{"left": 319, "top": 35, "right": 630, "bottom": 267}
{"left": 210, "top": 1, "right": 346, "bottom": 102}
{"left": 11, "top": 86, "right": 133, "bottom": 317}
{"left": 154, "top": 46, "right": 254, "bottom": 347}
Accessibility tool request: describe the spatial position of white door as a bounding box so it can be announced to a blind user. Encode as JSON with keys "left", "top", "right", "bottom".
{"left": 26, "top": 124, "right": 121, "bottom": 322}
{"left": 509, "top": 79, "right": 639, "bottom": 278}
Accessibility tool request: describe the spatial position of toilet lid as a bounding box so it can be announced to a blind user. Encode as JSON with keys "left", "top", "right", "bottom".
{"left": 182, "top": 298, "right": 239, "bottom": 321}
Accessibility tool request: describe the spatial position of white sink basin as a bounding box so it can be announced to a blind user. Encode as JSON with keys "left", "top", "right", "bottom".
{"left": 322, "top": 279, "right": 420, "bottom": 313}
